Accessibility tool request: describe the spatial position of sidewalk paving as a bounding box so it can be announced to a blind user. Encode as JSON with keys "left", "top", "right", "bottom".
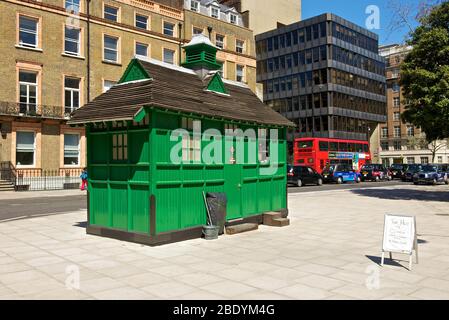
{"left": 0, "top": 189, "right": 86, "bottom": 201}
{"left": 1, "top": 184, "right": 449, "bottom": 300}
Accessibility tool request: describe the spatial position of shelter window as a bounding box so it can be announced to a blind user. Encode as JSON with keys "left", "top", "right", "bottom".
{"left": 258, "top": 128, "right": 270, "bottom": 163}
{"left": 112, "top": 133, "right": 128, "bottom": 161}
{"left": 181, "top": 117, "right": 201, "bottom": 162}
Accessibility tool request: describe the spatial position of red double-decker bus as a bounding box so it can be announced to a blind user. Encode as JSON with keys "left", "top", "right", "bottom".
{"left": 293, "top": 138, "right": 371, "bottom": 174}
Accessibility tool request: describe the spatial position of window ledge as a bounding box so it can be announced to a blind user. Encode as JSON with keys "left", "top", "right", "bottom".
{"left": 102, "top": 60, "right": 122, "bottom": 66}
{"left": 62, "top": 53, "right": 85, "bottom": 60}
{"left": 15, "top": 45, "right": 43, "bottom": 52}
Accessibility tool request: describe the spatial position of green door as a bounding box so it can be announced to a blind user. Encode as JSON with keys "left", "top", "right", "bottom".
{"left": 224, "top": 164, "right": 242, "bottom": 220}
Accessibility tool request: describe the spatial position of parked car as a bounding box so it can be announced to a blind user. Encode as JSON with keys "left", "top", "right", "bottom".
{"left": 413, "top": 164, "right": 449, "bottom": 185}
{"left": 287, "top": 165, "right": 323, "bottom": 187}
{"left": 360, "top": 164, "right": 392, "bottom": 182}
{"left": 321, "top": 163, "right": 360, "bottom": 184}
{"left": 389, "top": 164, "right": 409, "bottom": 180}
{"left": 403, "top": 164, "right": 423, "bottom": 182}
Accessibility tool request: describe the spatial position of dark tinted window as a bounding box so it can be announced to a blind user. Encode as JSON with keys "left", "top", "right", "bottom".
{"left": 339, "top": 143, "right": 348, "bottom": 151}
{"left": 319, "top": 141, "right": 329, "bottom": 151}
{"left": 330, "top": 142, "right": 338, "bottom": 151}
{"left": 298, "top": 140, "right": 313, "bottom": 148}
{"left": 363, "top": 144, "right": 369, "bottom": 153}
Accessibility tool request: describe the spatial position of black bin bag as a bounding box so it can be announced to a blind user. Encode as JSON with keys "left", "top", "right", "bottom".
{"left": 206, "top": 193, "right": 227, "bottom": 235}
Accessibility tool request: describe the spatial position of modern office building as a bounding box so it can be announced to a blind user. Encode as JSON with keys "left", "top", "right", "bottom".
{"left": 255, "top": 13, "right": 387, "bottom": 149}
{"left": 219, "top": 0, "right": 302, "bottom": 35}
{"left": 378, "top": 44, "right": 449, "bottom": 166}
{"left": 0, "top": 0, "right": 255, "bottom": 182}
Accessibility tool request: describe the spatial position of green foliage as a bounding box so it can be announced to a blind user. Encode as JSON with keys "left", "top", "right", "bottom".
{"left": 400, "top": 2, "right": 449, "bottom": 141}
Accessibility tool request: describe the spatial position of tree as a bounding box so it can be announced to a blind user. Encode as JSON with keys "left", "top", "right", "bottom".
{"left": 406, "top": 135, "right": 448, "bottom": 162}
{"left": 400, "top": 2, "right": 449, "bottom": 142}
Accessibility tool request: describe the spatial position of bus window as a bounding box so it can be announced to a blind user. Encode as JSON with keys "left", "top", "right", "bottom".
{"left": 298, "top": 141, "right": 313, "bottom": 149}
{"left": 348, "top": 143, "right": 355, "bottom": 152}
{"left": 339, "top": 143, "right": 348, "bottom": 152}
{"left": 356, "top": 144, "right": 363, "bottom": 152}
{"left": 330, "top": 142, "right": 338, "bottom": 151}
{"left": 319, "top": 141, "right": 329, "bottom": 151}
{"left": 363, "top": 144, "right": 369, "bottom": 153}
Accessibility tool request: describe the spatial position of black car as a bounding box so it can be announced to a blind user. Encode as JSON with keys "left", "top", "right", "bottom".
{"left": 389, "top": 164, "right": 409, "bottom": 180}
{"left": 287, "top": 165, "right": 323, "bottom": 187}
{"left": 360, "top": 164, "right": 391, "bottom": 182}
{"left": 413, "top": 164, "right": 449, "bottom": 185}
{"left": 403, "top": 164, "right": 423, "bottom": 182}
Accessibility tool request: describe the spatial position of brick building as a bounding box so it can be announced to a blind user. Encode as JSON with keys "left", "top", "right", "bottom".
{"left": 0, "top": 0, "right": 256, "bottom": 183}
{"left": 378, "top": 44, "right": 449, "bottom": 166}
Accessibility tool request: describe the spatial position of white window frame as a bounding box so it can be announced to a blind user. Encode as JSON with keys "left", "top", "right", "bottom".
{"left": 16, "top": 131, "right": 36, "bottom": 168}
{"left": 135, "top": 13, "right": 149, "bottom": 30}
{"left": 163, "top": 21, "right": 175, "bottom": 37}
{"left": 103, "top": 35, "right": 119, "bottom": 63}
{"left": 64, "top": 25, "right": 81, "bottom": 56}
{"left": 18, "top": 15, "right": 38, "bottom": 48}
{"left": 103, "top": 80, "right": 117, "bottom": 93}
{"left": 190, "top": 0, "right": 199, "bottom": 12}
{"left": 393, "top": 112, "right": 400, "bottom": 121}
{"left": 19, "top": 70, "right": 38, "bottom": 114}
{"left": 236, "top": 64, "right": 245, "bottom": 83}
{"left": 210, "top": 6, "right": 220, "bottom": 19}
{"left": 407, "top": 125, "right": 414, "bottom": 137}
{"left": 236, "top": 39, "right": 244, "bottom": 54}
{"left": 104, "top": 5, "right": 119, "bottom": 22}
{"left": 215, "top": 34, "right": 224, "bottom": 49}
{"left": 163, "top": 48, "right": 175, "bottom": 65}
{"left": 65, "top": 0, "right": 80, "bottom": 13}
{"left": 229, "top": 13, "right": 238, "bottom": 25}
{"left": 64, "top": 133, "right": 80, "bottom": 167}
{"left": 381, "top": 127, "right": 388, "bottom": 138}
{"left": 394, "top": 126, "right": 401, "bottom": 138}
{"left": 135, "top": 42, "right": 149, "bottom": 58}
{"left": 64, "top": 77, "right": 81, "bottom": 114}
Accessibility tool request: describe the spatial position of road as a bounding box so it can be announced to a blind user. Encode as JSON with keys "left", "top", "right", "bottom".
{"left": 288, "top": 180, "right": 406, "bottom": 193}
{"left": 0, "top": 195, "right": 86, "bottom": 222}
{"left": 0, "top": 181, "right": 407, "bottom": 221}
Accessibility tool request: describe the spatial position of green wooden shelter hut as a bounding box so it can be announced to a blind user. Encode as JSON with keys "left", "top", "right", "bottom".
{"left": 68, "top": 34, "right": 294, "bottom": 246}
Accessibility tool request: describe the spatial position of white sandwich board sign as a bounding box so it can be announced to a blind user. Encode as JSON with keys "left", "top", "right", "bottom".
{"left": 381, "top": 214, "right": 418, "bottom": 271}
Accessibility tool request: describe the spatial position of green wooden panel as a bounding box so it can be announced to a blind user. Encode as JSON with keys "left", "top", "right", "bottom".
{"left": 224, "top": 164, "right": 242, "bottom": 220}
{"left": 130, "top": 185, "right": 149, "bottom": 233}
{"left": 257, "top": 180, "right": 272, "bottom": 212}
{"left": 156, "top": 165, "right": 180, "bottom": 182}
{"left": 90, "top": 183, "right": 109, "bottom": 226}
{"left": 110, "top": 167, "right": 128, "bottom": 181}
{"left": 183, "top": 166, "right": 204, "bottom": 183}
{"left": 129, "top": 131, "right": 149, "bottom": 164}
{"left": 130, "top": 166, "right": 149, "bottom": 183}
{"left": 90, "top": 135, "right": 108, "bottom": 164}
{"left": 155, "top": 185, "right": 180, "bottom": 233}
{"left": 90, "top": 166, "right": 108, "bottom": 180}
{"left": 180, "top": 186, "right": 207, "bottom": 229}
{"left": 206, "top": 73, "right": 228, "bottom": 94}
{"left": 119, "top": 59, "right": 150, "bottom": 83}
{"left": 242, "top": 181, "right": 257, "bottom": 216}
{"left": 110, "top": 184, "right": 128, "bottom": 230}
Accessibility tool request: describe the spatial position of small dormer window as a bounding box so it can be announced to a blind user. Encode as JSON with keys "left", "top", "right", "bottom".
{"left": 230, "top": 14, "right": 238, "bottom": 25}
{"left": 211, "top": 7, "right": 220, "bottom": 19}
{"left": 190, "top": 0, "right": 199, "bottom": 12}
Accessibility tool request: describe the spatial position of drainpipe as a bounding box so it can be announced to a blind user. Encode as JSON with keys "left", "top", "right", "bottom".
{"left": 87, "top": 0, "right": 91, "bottom": 102}
{"left": 178, "top": 22, "right": 183, "bottom": 66}
{"left": 207, "top": 26, "right": 213, "bottom": 40}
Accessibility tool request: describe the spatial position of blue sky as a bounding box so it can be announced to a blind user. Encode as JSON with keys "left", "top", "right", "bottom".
{"left": 302, "top": 0, "right": 423, "bottom": 45}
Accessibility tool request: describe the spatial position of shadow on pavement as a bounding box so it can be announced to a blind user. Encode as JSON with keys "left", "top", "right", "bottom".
{"left": 351, "top": 188, "right": 449, "bottom": 203}
{"left": 74, "top": 221, "right": 87, "bottom": 228}
{"left": 366, "top": 255, "right": 410, "bottom": 270}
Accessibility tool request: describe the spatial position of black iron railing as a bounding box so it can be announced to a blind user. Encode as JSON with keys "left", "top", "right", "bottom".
{"left": 0, "top": 101, "right": 72, "bottom": 119}
{"left": 0, "top": 163, "right": 83, "bottom": 191}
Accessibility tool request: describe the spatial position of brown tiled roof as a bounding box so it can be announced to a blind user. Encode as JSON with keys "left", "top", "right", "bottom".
{"left": 68, "top": 59, "right": 294, "bottom": 127}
